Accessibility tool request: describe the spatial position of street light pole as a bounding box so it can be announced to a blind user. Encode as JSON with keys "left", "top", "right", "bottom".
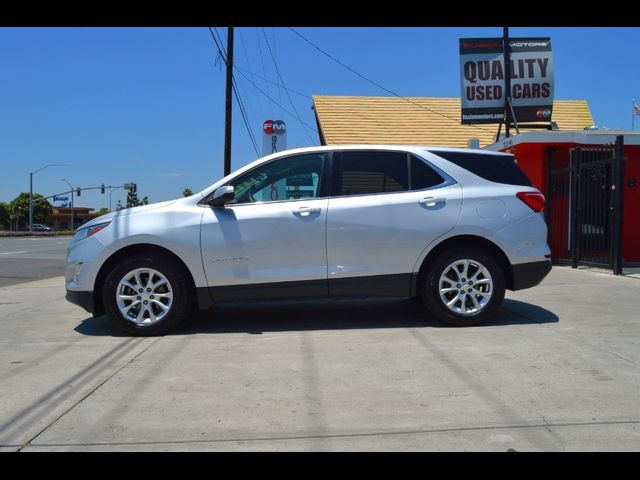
{"left": 29, "top": 163, "right": 66, "bottom": 232}
{"left": 61, "top": 179, "right": 75, "bottom": 230}
{"left": 29, "top": 172, "right": 33, "bottom": 232}
{"left": 109, "top": 187, "right": 117, "bottom": 212}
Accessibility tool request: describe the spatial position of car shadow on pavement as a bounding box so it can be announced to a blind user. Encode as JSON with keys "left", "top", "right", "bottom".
{"left": 74, "top": 297, "right": 558, "bottom": 337}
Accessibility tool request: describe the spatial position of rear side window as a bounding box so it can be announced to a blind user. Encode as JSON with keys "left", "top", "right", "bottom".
{"left": 334, "top": 151, "right": 408, "bottom": 196}
{"left": 411, "top": 155, "right": 445, "bottom": 189}
{"left": 333, "top": 151, "right": 447, "bottom": 196}
{"left": 430, "top": 151, "right": 532, "bottom": 187}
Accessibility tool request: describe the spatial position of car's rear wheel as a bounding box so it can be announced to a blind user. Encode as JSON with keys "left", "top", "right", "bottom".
{"left": 421, "top": 248, "right": 505, "bottom": 326}
{"left": 102, "top": 253, "right": 192, "bottom": 335}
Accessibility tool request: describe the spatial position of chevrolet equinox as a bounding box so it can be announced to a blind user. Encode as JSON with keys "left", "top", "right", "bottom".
{"left": 65, "top": 145, "right": 551, "bottom": 335}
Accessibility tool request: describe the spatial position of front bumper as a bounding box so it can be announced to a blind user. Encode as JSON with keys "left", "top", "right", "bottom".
{"left": 511, "top": 260, "right": 552, "bottom": 291}
{"left": 65, "top": 290, "right": 95, "bottom": 314}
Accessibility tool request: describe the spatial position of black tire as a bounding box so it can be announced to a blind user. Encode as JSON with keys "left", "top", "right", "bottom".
{"left": 102, "top": 253, "right": 193, "bottom": 336}
{"left": 420, "top": 247, "right": 505, "bottom": 327}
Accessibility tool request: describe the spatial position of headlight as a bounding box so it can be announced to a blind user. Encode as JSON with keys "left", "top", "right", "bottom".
{"left": 72, "top": 222, "right": 111, "bottom": 244}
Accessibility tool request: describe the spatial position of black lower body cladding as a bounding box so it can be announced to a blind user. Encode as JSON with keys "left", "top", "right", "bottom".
{"left": 511, "top": 260, "right": 552, "bottom": 290}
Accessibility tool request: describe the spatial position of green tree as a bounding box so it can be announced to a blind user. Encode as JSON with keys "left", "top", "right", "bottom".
{"left": 9, "top": 193, "right": 53, "bottom": 229}
{"left": 95, "top": 207, "right": 109, "bottom": 216}
{"left": 125, "top": 190, "right": 150, "bottom": 208}
{"left": 182, "top": 188, "right": 193, "bottom": 197}
{"left": 0, "top": 202, "right": 9, "bottom": 230}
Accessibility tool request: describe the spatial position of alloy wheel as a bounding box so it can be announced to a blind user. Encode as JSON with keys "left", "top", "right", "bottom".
{"left": 438, "top": 259, "right": 493, "bottom": 316}
{"left": 115, "top": 268, "right": 174, "bottom": 325}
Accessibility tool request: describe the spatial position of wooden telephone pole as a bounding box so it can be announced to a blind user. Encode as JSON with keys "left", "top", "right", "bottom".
{"left": 224, "top": 27, "right": 234, "bottom": 176}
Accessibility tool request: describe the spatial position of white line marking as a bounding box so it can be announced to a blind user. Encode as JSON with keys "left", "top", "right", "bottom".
{"left": 0, "top": 251, "right": 28, "bottom": 255}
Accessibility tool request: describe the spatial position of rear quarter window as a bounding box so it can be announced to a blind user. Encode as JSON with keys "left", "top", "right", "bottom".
{"left": 430, "top": 151, "right": 532, "bottom": 187}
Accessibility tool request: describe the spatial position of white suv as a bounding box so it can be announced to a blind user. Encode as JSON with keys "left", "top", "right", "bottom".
{"left": 65, "top": 145, "right": 551, "bottom": 335}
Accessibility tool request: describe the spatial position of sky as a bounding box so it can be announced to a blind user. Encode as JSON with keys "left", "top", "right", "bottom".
{"left": 1, "top": 26, "right": 639, "bottom": 211}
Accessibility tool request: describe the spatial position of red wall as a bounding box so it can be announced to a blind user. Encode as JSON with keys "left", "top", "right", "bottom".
{"left": 622, "top": 145, "right": 640, "bottom": 262}
{"left": 506, "top": 143, "right": 547, "bottom": 191}
{"left": 501, "top": 141, "right": 640, "bottom": 263}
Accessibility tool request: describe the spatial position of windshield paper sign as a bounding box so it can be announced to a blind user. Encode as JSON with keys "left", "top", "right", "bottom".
{"left": 459, "top": 37, "right": 554, "bottom": 124}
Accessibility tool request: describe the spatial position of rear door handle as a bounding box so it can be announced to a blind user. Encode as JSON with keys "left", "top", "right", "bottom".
{"left": 419, "top": 197, "right": 447, "bottom": 207}
{"left": 293, "top": 206, "right": 321, "bottom": 216}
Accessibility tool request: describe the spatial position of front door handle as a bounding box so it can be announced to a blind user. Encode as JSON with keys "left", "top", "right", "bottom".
{"left": 293, "top": 206, "right": 321, "bottom": 216}
{"left": 419, "top": 197, "right": 447, "bottom": 207}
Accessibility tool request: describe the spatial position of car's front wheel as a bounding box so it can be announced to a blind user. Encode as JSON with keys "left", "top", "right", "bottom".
{"left": 102, "top": 253, "right": 193, "bottom": 335}
{"left": 421, "top": 248, "right": 505, "bottom": 326}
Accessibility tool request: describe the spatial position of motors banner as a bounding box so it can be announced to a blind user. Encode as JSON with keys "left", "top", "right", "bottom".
{"left": 459, "top": 37, "right": 554, "bottom": 124}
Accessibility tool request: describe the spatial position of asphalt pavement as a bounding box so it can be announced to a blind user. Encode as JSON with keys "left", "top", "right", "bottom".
{"left": 1, "top": 266, "right": 639, "bottom": 451}
{"left": 0, "top": 236, "right": 71, "bottom": 287}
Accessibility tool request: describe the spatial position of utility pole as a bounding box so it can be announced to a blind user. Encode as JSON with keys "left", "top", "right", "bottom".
{"left": 224, "top": 26, "right": 234, "bottom": 176}
{"left": 29, "top": 173, "right": 32, "bottom": 231}
{"left": 503, "top": 26, "right": 512, "bottom": 138}
{"left": 29, "top": 163, "right": 65, "bottom": 232}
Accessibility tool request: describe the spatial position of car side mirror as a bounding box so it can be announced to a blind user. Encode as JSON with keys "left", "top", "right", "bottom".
{"left": 210, "top": 185, "right": 235, "bottom": 207}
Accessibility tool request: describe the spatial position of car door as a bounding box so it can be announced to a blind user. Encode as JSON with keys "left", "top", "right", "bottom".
{"left": 200, "top": 152, "right": 330, "bottom": 301}
{"left": 326, "top": 150, "right": 462, "bottom": 297}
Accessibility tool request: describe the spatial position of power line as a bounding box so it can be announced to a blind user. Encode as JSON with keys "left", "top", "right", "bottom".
{"left": 234, "top": 64, "right": 312, "bottom": 100}
{"left": 212, "top": 27, "right": 227, "bottom": 57}
{"left": 235, "top": 68, "right": 319, "bottom": 135}
{"left": 261, "top": 28, "right": 316, "bottom": 143}
{"left": 208, "top": 27, "right": 259, "bottom": 157}
{"left": 233, "top": 78, "right": 260, "bottom": 156}
{"left": 207, "top": 27, "right": 225, "bottom": 65}
{"left": 237, "top": 28, "right": 267, "bottom": 120}
{"left": 229, "top": 30, "right": 262, "bottom": 139}
{"left": 254, "top": 27, "right": 273, "bottom": 102}
{"left": 233, "top": 72, "right": 262, "bottom": 146}
{"left": 287, "top": 27, "right": 497, "bottom": 135}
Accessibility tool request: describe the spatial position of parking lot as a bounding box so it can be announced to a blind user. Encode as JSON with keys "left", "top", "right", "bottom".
{"left": 1, "top": 238, "right": 639, "bottom": 451}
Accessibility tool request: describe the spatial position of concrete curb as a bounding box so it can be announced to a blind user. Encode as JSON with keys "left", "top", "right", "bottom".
{"left": 0, "top": 276, "right": 65, "bottom": 291}
{"left": 0, "top": 232, "right": 74, "bottom": 237}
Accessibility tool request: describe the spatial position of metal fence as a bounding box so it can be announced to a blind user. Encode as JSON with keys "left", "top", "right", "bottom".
{"left": 545, "top": 135, "right": 625, "bottom": 274}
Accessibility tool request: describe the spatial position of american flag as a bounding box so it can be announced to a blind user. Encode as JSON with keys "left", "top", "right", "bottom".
{"left": 634, "top": 103, "right": 640, "bottom": 115}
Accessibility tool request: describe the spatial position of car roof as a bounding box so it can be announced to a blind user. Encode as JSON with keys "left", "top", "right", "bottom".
{"left": 251, "top": 144, "right": 512, "bottom": 157}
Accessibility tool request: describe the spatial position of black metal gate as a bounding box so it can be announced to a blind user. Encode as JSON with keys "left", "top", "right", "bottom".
{"left": 546, "top": 135, "right": 625, "bottom": 274}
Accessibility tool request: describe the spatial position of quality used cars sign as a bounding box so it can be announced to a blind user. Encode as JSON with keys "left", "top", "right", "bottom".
{"left": 459, "top": 37, "right": 554, "bottom": 124}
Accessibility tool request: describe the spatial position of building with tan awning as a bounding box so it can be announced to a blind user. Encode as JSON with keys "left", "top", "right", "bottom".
{"left": 312, "top": 95, "right": 594, "bottom": 148}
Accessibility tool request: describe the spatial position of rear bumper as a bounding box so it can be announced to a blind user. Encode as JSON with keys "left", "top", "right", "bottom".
{"left": 65, "top": 290, "right": 95, "bottom": 314}
{"left": 511, "top": 260, "right": 552, "bottom": 291}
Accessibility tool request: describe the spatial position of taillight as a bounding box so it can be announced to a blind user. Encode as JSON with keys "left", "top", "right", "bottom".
{"left": 516, "top": 191, "right": 545, "bottom": 213}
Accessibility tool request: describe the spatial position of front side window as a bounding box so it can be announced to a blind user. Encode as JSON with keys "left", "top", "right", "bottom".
{"left": 228, "top": 153, "right": 327, "bottom": 204}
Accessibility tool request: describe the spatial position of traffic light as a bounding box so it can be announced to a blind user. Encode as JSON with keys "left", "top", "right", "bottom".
{"left": 101, "top": 184, "right": 105, "bottom": 194}
{"left": 76, "top": 187, "right": 81, "bottom": 196}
